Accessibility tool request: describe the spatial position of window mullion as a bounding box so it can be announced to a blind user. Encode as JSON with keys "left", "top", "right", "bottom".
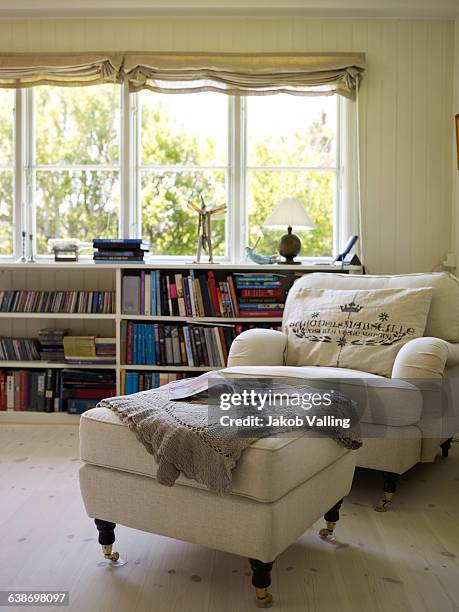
{"left": 13, "top": 90, "right": 23, "bottom": 259}
{"left": 21, "top": 88, "right": 35, "bottom": 258}
{"left": 231, "top": 96, "right": 246, "bottom": 263}
{"left": 121, "top": 79, "right": 132, "bottom": 238}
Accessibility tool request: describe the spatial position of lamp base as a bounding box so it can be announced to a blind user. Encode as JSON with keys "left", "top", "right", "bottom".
{"left": 278, "top": 227, "right": 301, "bottom": 265}
{"left": 277, "top": 258, "right": 301, "bottom": 265}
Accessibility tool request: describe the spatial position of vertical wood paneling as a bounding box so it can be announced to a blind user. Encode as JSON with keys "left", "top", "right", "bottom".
{"left": 0, "top": 17, "right": 453, "bottom": 273}
{"left": 396, "top": 21, "right": 414, "bottom": 271}
{"left": 379, "top": 21, "right": 398, "bottom": 273}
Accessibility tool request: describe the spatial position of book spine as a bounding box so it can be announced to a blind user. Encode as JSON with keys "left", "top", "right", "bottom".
{"left": 175, "top": 274, "right": 186, "bottom": 317}
{"left": 127, "top": 321, "right": 133, "bottom": 364}
{"left": 171, "top": 327, "right": 181, "bottom": 366}
{"left": 0, "top": 372, "right": 5, "bottom": 410}
{"left": 6, "top": 374, "right": 14, "bottom": 410}
{"left": 153, "top": 324, "right": 161, "bottom": 365}
{"left": 150, "top": 271, "right": 156, "bottom": 316}
{"left": 226, "top": 276, "right": 240, "bottom": 317}
{"left": 144, "top": 272, "right": 151, "bottom": 316}
{"left": 198, "top": 327, "right": 209, "bottom": 366}
{"left": 44, "top": 369, "right": 54, "bottom": 413}
{"left": 164, "top": 326, "right": 173, "bottom": 365}
{"left": 140, "top": 271, "right": 145, "bottom": 315}
{"left": 189, "top": 272, "right": 196, "bottom": 317}
{"left": 207, "top": 271, "right": 220, "bottom": 316}
{"left": 182, "top": 326, "right": 194, "bottom": 367}
{"left": 183, "top": 277, "right": 192, "bottom": 316}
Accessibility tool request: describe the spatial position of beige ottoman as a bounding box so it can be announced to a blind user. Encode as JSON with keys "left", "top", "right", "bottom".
{"left": 79, "top": 406, "right": 356, "bottom": 606}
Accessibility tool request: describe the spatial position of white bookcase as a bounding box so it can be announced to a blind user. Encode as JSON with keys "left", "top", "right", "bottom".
{"left": 0, "top": 260, "right": 360, "bottom": 424}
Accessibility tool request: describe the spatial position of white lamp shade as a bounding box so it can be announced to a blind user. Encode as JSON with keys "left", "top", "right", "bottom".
{"left": 263, "top": 197, "right": 316, "bottom": 230}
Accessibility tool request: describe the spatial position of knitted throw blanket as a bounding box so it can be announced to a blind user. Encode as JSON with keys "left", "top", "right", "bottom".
{"left": 99, "top": 374, "right": 362, "bottom": 495}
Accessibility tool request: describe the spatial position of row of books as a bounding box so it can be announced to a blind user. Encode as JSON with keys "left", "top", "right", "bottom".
{"left": 0, "top": 369, "right": 116, "bottom": 413}
{"left": 121, "top": 371, "right": 188, "bottom": 395}
{"left": 0, "top": 338, "right": 40, "bottom": 361}
{"left": 93, "top": 238, "right": 149, "bottom": 264}
{"left": 123, "top": 322, "right": 278, "bottom": 367}
{"left": 0, "top": 334, "right": 116, "bottom": 364}
{"left": 0, "top": 290, "right": 115, "bottom": 313}
{"left": 122, "top": 271, "right": 286, "bottom": 318}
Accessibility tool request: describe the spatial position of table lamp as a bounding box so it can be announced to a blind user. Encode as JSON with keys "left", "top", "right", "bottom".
{"left": 263, "top": 197, "right": 316, "bottom": 264}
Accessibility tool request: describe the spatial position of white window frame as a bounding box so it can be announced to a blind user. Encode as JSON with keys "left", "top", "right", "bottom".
{"left": 5, "top": 83, "right": 352, "bottom": 262}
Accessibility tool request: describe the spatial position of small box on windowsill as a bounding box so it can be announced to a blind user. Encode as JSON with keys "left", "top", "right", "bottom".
{"left": 49, "top": 239, "right": 82, "bottom": 262}
{"left": 52, "top": 245, "right": 79, "bottom": 262}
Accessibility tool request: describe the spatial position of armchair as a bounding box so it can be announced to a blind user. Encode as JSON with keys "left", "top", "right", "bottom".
{"left": 227, "top": 272, "right": 459, "bottom": 511}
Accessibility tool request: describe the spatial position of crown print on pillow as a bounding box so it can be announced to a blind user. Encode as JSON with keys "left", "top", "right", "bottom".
{"left": 283, "top": 287, "right": 433, "bottom": 376}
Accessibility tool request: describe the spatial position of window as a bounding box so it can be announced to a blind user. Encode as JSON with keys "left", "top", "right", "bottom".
{"left": 3, "top": 86, "right": 344, "bottom": 261}
{"left": 0, "top": 90, "right": 14, "bottom": 255}
{"left": 138, "top": 91, "right": 229, "bottom": 257}
{"left": 246, "top": 95, "right": 338, "bottom": 258}
{"left": 31, "top": 85, "right": 121, "bottom": 254}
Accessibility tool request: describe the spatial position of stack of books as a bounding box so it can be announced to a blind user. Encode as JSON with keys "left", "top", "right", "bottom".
{"left": 60, "top": 369, "right": 116, "bottom": 414}
{"left": 122, "top": 371, "right": 187, "bottom": 395}
{"left": 93, "top": 238, "right": 149, "bottom": 264}
{"left": 63, "top": 336, "right": 116, "bottom": 365}
{"left": 122, "top": 270, "right": 240, "bottom": 317}
{"left": 235, "top": 273, "right": 285, "bottom": 317}
{"left": 0, "top": 337, "right": 40, "bottom": 361}
{"left": 0, "top": 290, "right": 114, "bottom": 313}
{"left": 38, "top": 329, "right": 68, "bottom": 362}
{"left": 95, "top": 338, "right": 116, "bottom": 360}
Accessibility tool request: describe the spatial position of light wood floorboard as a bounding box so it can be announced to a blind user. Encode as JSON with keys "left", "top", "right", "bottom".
{"left": 0, "top": 425, "right": 458, "bottom": 612}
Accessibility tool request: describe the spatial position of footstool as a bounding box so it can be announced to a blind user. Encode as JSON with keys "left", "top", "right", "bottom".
{"left": 79, "top": 406, "right": 356, "bottom": 606}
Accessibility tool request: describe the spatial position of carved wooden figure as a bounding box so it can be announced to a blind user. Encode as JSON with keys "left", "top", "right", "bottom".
{"left": 187, "top": 196, "right": 227, "bottom": 263}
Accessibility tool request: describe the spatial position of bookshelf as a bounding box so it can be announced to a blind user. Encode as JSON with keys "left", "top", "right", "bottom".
{"left": 0, "top": 260, "right": 360, "bottom": 423}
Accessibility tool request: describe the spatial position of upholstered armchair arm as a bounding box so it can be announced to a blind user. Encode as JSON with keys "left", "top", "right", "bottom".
{"left": 227, "top": 328, "right": 287, "bottom": 367}
{"left": 392, "top": 337, "right": 459, "bottom": 379}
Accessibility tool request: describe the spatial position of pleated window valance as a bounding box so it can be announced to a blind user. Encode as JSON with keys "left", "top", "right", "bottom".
{"left": 122, "top": 52, "right": 366, "bottom": 99}
{"left": 0, "top": 52, "right": 123, "bottom": 88}
{"left": 0, "top": 52, "right": 366, "bottom": 99}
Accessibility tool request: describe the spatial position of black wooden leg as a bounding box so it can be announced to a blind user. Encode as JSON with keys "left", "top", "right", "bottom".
{"left": 374, "top": 471, "right": 399, "bottom": 513}
{"left": 319, "top": 498, "right": 343, "bottom": 538}
{"left": 441, "top": 438, "right": 453, "bottom": 458}
{"left": 248, "top": 558, "right": 274, "bottom": 606}
{"left": 94, "top": 519, "right": 120, "bottom": 562}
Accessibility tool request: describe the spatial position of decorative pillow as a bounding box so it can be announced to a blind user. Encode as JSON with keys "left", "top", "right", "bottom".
{"left": 283, "top": 287, "right": 433, "bottom": 377}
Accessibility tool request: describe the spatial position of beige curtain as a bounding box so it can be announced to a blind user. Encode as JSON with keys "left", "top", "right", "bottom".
{"left": 123, "top": 52, "right": 366, "bottom": 99}
{"left": 0, "top": 51, "right": 366, "bottom": 98}
{"left": 0, "top": 52, "right": 124, "bottom": 88}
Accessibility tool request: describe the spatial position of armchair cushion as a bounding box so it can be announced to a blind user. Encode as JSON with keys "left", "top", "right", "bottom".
{"left": 223, "top": 366, "right": 423, "bottom": 428}
{"left": 283, "top": 287, "right": 432, "bottom": 377}
{"left": 227, "top": 327, "right": 286, "bottom": 367}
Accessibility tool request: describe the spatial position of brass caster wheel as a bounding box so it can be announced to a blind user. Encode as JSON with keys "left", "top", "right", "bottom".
{"left": 98, "top": 544, "right": 127, "bottom": 567}
{"left": 319, "top": 521, "right": 336, "bottom": 540}
{"left": 255, "top": 588, "right": 273, "bottom": 608}
{"left": 374, "top": 492, "right": 393, "bottom": 513}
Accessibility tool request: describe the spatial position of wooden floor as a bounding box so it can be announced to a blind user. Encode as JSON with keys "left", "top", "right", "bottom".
{"left": 0, "top": 426, "right": 458, "bottom": 612}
